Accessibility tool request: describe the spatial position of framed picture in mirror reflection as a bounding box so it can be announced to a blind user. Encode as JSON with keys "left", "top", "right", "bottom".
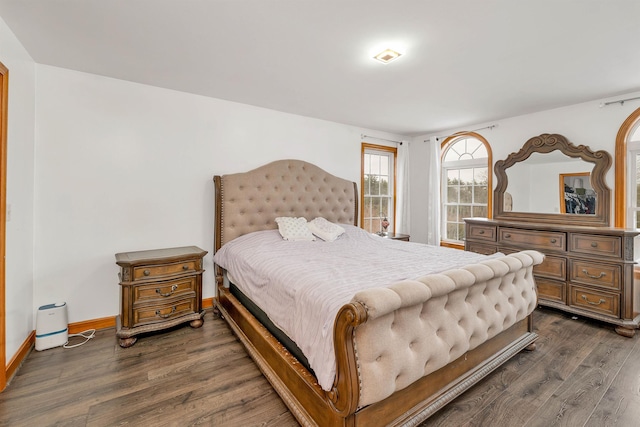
{"left": 560, "top": 172, "right": 595, "bottom": 214}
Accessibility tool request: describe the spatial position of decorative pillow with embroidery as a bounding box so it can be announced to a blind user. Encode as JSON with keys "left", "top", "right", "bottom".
{"left": 275, "top": 217, "right": 316, "bottom": 241}
{"left": 307, "top": 217, "right": 346, "bottom": 242}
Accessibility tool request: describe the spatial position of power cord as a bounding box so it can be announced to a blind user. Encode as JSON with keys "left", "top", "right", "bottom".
{"left": 63, "top": 329, "right": 96, "bottom": 349}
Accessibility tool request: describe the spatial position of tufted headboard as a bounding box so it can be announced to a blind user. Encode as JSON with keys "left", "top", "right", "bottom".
{"left": 213, "top": 159, "right": 358, "bottom": 252}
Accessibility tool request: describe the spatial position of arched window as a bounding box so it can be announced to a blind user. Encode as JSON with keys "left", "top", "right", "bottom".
{"left": 615, "top": 107, "right": 640, "bottom": 229}
{"left": 440, "top": 132, "right": 492, "bottom": 246}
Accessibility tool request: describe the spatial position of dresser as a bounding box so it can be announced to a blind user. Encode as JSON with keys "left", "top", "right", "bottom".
{"left": 465, "top": 218, "right": 639, "bottom": 337}
{"left": 115, "top": 246, "right": 208, "bottom": 347}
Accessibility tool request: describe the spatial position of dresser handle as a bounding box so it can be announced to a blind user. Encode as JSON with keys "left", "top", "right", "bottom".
{"left": 182, "top": 264, "right": 189, "bottom": 270}
{"left": 156, "top": 284, "right": 178, "bottom": 297}
{"left": 504, "top": 233, "right": 511, "bottom": 238}
{"left": 580, "top": 295, "right": 606, "bottom": 306}
{"left": 479, "top": 230, "right": 485, "bottom": 234}
{"left": 581, "top": 269, "right": 606, "bottom": 279}
{"left": 550, "top": 238, "right": 557, "bottom": 243}
{"left": 591, "top": 242, "right": 598, "bottom": 248}
{"left": 143, "top": 269, "right": 150, "bottom": 276}
{"left": 155, "top": 306, "right": 176, "bottom": 318}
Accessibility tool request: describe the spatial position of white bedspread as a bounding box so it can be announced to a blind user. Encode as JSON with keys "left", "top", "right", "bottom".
{"left": 213, "top": 224, "right": 500, "bottom": 391}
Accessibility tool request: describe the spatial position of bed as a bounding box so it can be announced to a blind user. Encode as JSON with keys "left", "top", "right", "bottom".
{"left": 212, "top": 159, "right": 543, "bottom": 426}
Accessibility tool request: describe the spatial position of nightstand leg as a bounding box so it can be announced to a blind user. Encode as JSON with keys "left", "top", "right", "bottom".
{"left": 190, "top": 310, "right": 205, "bottom": 328}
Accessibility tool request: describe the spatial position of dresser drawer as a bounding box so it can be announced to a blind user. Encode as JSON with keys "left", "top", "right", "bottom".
{"left": 133, "top": 260, "right": 198, "bottom": 280}
{"left": 569, "top": 234, "right": 621, "bottom": 259}
{"left": 467, "top": 224, "right": 497, "bottom": 242}
{"left": 536, "top": 277, "right": 566, "bottom": 303}
{"left": 466, "top": 242, "right": 498, "bottom": 255}
{"left": 132, "top": 277, "right": 196, "bottom": 304}
{"left": 569, "top": 285, "right": 619, "bottom": 318}
{"left": 534, "top": 255, "right": 566, "bottom": 281}
{"left": 570, "top": 260, "right": 620, "bottom": 290}
{"left": 132, "top": 298, "right": 196, "bottom": 327}
{"left": 499, "top": 228, "right": 566, "bottom": 251}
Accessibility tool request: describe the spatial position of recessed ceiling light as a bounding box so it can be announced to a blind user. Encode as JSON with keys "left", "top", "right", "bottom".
{"left": 373, "top": 48, "right": 402, "bottom": 64}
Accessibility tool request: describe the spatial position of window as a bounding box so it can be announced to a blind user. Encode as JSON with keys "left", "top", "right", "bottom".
{"left": 361, "top": 144, "right": 397, "bottom": 234}
{"left": 627, "top": 124, "right": 640, "bottom": 229}
{"left": 615, "top": 107, "right": 640, "bottom": 229}
{"left": 440, "top": 133, "right": 492, "bottom": 244}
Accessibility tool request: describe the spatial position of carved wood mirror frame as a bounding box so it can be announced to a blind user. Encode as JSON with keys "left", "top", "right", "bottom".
{"left": 494, "top": 133, "right": 612, "bottom": 227}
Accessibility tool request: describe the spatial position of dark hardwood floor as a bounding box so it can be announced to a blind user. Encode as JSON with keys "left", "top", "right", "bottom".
{"left": 1, "top": 307, "right": 639, "bottom": 426}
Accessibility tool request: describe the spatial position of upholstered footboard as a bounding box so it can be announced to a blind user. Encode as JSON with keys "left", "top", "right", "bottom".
{"left": 352, "top": 250, "right": 543, "bottom": 408}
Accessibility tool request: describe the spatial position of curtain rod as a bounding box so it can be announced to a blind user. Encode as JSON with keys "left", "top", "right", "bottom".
{"left": 600, "top": 96, "right": 640, "bottom": 107}
{"left": 427, "top": 124, "right": 498, "bottom": 142}
{"left": 361, "top": 134, "right": 403, "bottom": 145}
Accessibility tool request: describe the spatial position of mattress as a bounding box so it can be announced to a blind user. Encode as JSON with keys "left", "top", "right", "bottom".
{"left": 213, "top": 224, "right": 501, "bottom": 391}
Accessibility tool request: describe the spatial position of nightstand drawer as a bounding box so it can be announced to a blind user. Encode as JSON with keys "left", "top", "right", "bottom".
{"left": 133, "top": 260, "right": 198, "bottom": 280}
{"left": 132, "top": 298, "right": 196, "bottom": 327}
{"left": 569, "top": 234, "right": 621, "bottom": 259}
{"left": 570, "top": 260, "right": 620, "bottom": 290}
{"left": 499, "top": 228, "right": 566, "bottom": 251}
{"left": 133, "top": 277, "right": 196, "bottom": 303}
{"left": 569, "top": 285, "right": 619, "bottom": 318}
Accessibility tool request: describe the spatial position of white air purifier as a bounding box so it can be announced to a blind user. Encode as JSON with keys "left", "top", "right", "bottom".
{"left": 35, "top": 302, "right": 68, "bottom": 351}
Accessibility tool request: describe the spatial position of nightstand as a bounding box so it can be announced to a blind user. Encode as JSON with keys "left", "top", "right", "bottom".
{"left": 115, "top": 246, "right": 208, "bottom": 348}
{"left": 379, "top": 232, "right": 410, "bottom": 241}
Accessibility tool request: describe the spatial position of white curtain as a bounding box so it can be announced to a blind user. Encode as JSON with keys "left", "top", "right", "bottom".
{"left": 396, "top": 141, "right": 410, "bottom": 234}
{"left": 425, "top": 137, "right": 441, "bottom": 245}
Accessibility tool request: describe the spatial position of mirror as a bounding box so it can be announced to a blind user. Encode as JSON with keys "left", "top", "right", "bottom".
{"left": 494, "top": 133, "right": 612, "bottom": 227}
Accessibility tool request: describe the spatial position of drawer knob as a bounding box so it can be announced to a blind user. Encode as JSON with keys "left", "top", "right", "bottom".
{"left": 479, "top": 230, "right": 485, "bottom": 234}
{"left": 581, "top": 295, "right": 606, "bottom": 306}
{"left": 156, "top": 284, "right": 178, "bottom": 297}
{"left": 143, "top": 269, "right": 150, "bottom": 276}
{"left": 182, "top": 264, "right": 189, "bottom": 270}
{"left": 550, "top": 238, "right": 557, "bottom": 243}
{"left": 581, "top": 269, "right": 606, "bottom": 280}
{"left": 504, "top": 233, "right": 511, "bottom": 238}
{"left": 591, "top": 242, "right": 598, "bottom": 248}
{"left": 155, "top": 306, "right": 176, "bottom": 319}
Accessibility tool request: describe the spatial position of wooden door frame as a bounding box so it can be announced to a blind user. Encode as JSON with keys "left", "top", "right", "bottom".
{"left": 0, "top": 61, "right": 8, "bottom": 391}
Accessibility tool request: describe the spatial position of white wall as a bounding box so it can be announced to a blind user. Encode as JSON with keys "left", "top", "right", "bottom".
{"left": 410, "top": 92, "right": 640, "bottom": 243}
{"left": 0, "top": 16, "right": 36, "bottom": 362}
{"left": 33, "top": 65, "right": 404, "bottom": 324}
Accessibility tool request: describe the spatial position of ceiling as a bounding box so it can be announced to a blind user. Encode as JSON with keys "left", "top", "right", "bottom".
{"left": 1, "top": 0, "right": 639, "bottom": 136}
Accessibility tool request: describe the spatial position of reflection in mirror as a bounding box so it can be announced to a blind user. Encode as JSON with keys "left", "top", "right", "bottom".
{"left": 560, "top": 172, "right": 595, "bottom": 214}
{"left": 494, "top": 133, "right": 612, "bottom": 227}
{"left": 505, "top": 152, "right": 593, "bottom": 214}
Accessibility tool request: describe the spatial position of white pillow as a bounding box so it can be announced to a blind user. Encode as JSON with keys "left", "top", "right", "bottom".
{"left": 307, "top": 217, "right": 345, "bottom": 242}
{"left": 275, "top": 217, "right": 316, "bottom": 241}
